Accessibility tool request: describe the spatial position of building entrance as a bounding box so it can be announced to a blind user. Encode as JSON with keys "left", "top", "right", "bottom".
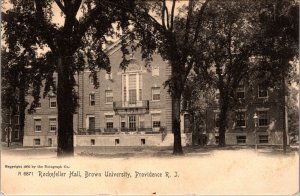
{"left": 128, "top": 115, "right": 136, "bottom": 131}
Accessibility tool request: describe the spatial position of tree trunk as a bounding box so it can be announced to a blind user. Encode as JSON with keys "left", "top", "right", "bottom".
{"left": 8, "top": 106, "right": 13, "bottom": 147}
{"left": 282, "top": 76, "right": 288, "bottom": 153}
{"left": 18, "top": 73, "right": 27, "bottom": 143}
{"left": 57, "top": 56, "right": 74, "bottom": 156}
{"left": 173, "top": 96, "right": 183, "bottom": 155}
{"left": 218, "top": 97, "right": 229, "bottom": 147}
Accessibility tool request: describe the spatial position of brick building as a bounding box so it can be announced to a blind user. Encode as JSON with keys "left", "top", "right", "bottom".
{"left": 21, "top": 40, "right": 287, "bottom": 147}
{"left": 23, "top": 41, "right": 175, "bottom": 147}
{"left": 1, "top": 107, "right": 23, "bottom": 144}
{"left": 191, "top": 82, "right": 288, "bottom": 146}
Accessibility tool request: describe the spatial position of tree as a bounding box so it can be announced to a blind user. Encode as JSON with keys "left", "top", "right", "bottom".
{"left": 2, "top": 0, "right": 212, "bottom": 155}
{"left": 192, "top": 0, "right": 262, "bottom": 147}
{"left": 287, "top": 81, "right": 299, "bottom": 142}
{"left": 255, "top": 0, "right": 299, "bottom": 152}
{"left": 2, "top": 0, "right": 129, "bottom": 156}
{"left": 192, "top": 0, "right": 298, "bottom": 147}
{"left": 1, "top": 48, "right": 38, "bottom": 146}
{"left": 103, "top": 0, "right": 210, "bottom": 154}
{"left": 182, "top": 75, "right": 216, "bottom": 146}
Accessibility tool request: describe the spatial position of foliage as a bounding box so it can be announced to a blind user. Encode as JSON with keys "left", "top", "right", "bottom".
{"left": 1, "top": 0, "right": 131, "bottom": 156}
{"left": 182, "top": 76, "right": 215, "bottom": 133}
{"left": 2, "top": 0, "right": 297, "bottom": 153}
{"left": 287, "top": 81, "right": 299, "bottom": 135}
{"left": 191, "top": 0, "right": 263, "bottom": 146}
{"left": 254, "top": 0, "right": 299, "bottom": 86}
{"left": 103, "top": 0, "right": 211, "bottom": 154}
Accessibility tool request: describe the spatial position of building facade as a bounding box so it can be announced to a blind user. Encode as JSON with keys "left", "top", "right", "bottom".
{"left": 1, "top": 106, "right": 23, "bottom": 144}
{"left": 20, "top": 41, "right": 288, "bottom": 147}
{"left": 23, "top": 41, "right": 175, "bottom": 147}
{"left": 190, "top": 82, "right": 288, "bottom": 146}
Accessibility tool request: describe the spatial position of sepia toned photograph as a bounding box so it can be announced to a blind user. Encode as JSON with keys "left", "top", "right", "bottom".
{"left": 1, "top": 0, "right": 299, "bottom": 195}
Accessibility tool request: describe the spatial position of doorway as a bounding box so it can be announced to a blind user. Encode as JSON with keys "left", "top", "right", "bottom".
{"left": 184, "top": 114, "right": 190, "bottom": 133}
{"left": 129, "top": 115, "right": 136, "bottom": 131}
{"left": 48, "top": 138, "right": 53, "bottom": 147}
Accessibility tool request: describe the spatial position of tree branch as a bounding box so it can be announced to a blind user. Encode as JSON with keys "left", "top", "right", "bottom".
{"left": 63, "top": 0, "right": 82, "bottom": 16}
{"left": 184, "top": 0, "right": 194, "bottom": 44}
{"left": 75, "top": 2, "right": 111, "bottom": 49}
{"left": 165, "top": 3, "right": 170, "bottom": 30}
{"left": 170, "top": 0, "right": 176, "bottom": 31}
{"left": 54, "top": 0, "right": 66, "bottom": 14}
{"left": 34, "top": 0, "right": 57, "bottom": 51}
{"left": 227, "top": 23, "right": 233, "bottom": 71}
{"left": 183, "top": 59, "right": 194, "bottom": 85}
{"left": 100, "top": 0, "right": 167, "bottom": 35}
{"left": 192, "top": 0, "right": 210, "bottom": 43}
{"left": 162, "top": 0, "right": 166, "bottom": 29}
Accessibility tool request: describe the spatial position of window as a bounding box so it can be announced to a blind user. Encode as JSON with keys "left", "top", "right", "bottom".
{"left": 120, "top": 116, "right": 126, "bottom": 129}
{"left": 152, "top": 67, "right": 159, "bottom": 76}
{"left": 139, "top": 89, "right": 142, "bottom": 101}
{"left": 141, "top": 138, "right": 146, "bottom": 145}
{"left": 89, "top": 93, "right": 95, "bottom": 106}
{"left": 258, "top": 85, "right": 268, "bottom": 98}
{"left": 152, "top": 114, "right": 161, "bottom": 129}
{"left": 105, "top": 72, "right": 112, "bottom": 80}
{"left": 14, "top": 126, "right": 20, "bottom": 139}
{"left": 14, "top": 115, "right": 20, "bottom": 139}
{"left": 129, "top": 89, "right": 137, "bottom": 104}
{"left": 236, "top": 85, "right": 245, "bottom": 99}
{"left": 259, "top": 135, "right": 269, "bottom": 144}
{"left": 123, "top": 74, "right": 143, "bottom": 102}
{"left": 88, "top": 116, "right": 95, "bottom": 130}
{"left": 236, "top": 136, "right": 246, "bottom": 144}
{"left": 49, "top": 118, "right": 57, "bottom": 132}
{"left": 236, "top": 111, "right": 246, "bottom": 127}
{"left": 91, "top": 139, "right": 95, "bottom": 145}
{"left": 215, "top": 90, "right": 220, "bottom": 100}
{"left": 53, "top": 76, "right": 57, "bottom": 85}
{"left": 152, "top": 87, "right": 160, "bottom": 101}
{"left": 106, "top": 115, "right": 114, "bottom": 129}
{"left": 215, "top": 136, "right": 219, "bottom": 144}
{"left": 129, "top": 74, "right": 137, "bottom": 103}
{"left": 34, "top": 138, "right": 40, "bottom": 145}
{"left": 215, "top": 113, "right": 220, "bottom": 128}
{"left": 14, "top": 115, "right": 19, "bottom": 125}
{"left": 36, "top": 102, "right": 41, "bottom": 108}
{"left": 49, "top": 97, "right": 56, "bottom": 108}
{"left": 105, "top": 90, "right": 113, "bottom": 104}
{"left": 34, "top": 119, "right": 42, "bottom": 132}
{"left": 89, "top": 76, "right": 94, "bottom": 84}
{"left": 115, "top": 139, "right": 120, "bottom": 145}
{"left": 198, "top": 120, "right": 205, "bottom": 127}
{"left": 123, "top": 75, "right": 127, "bottom": 102}
{"left": 139, "top": 74, "right": 142, "bottom": 100}
{"left": 139, "top": 116, "right": 145, "bottom": 128}
{"left": 121, "top": 122, "right": 126, "bottom": 129}
{"left": 48, "top": 138, "right": 52, "bottom": 146}
{"left": 184, "top": 114, "right": 190, "bottom": 133}
{"left": 258, "top": 111, "right": 269, "bottom": 126}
